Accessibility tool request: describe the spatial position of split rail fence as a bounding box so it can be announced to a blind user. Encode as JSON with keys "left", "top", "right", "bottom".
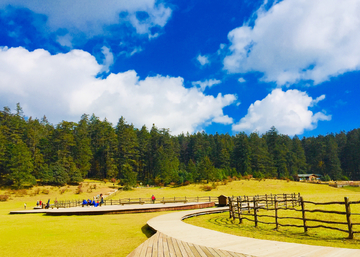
{"left": 228, "top": 193, "right": 360, "bottom": 239}
{"left": 52, "top": 196, "right": 218, "bottom": 208}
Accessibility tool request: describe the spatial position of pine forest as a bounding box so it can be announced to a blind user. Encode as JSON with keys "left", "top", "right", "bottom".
{"left": 1, "top": 104, "right": 359, "bottom": 189}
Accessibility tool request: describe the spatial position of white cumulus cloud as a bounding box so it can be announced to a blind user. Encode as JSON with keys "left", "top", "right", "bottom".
{"left": 0, "top": 47, "right": 236, "bottom": 135}
{"left": 238, "top": 77, "right": 246, "bottom": 83}
{"left": 224, "top": 0, "right": 360, "bottom": 85}
{"left": 192, "top": 79, "right": 221, "bottom": 91}
{"left": 0, "top": 0, "right": 172, "bottom": 38}
{"left": 196, "top": 54, "right": 210, "bottom": 66}
{"left": 99, "top": 46, "right": 114, "bottom": 73}
{"left": 232, "top": 89, "right": 331, "bottom": 136}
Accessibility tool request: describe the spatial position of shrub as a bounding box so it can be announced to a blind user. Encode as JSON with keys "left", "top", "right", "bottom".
{"left": 200, "top": 185, "right": 213, "bottom": 191}
{"left": 222, "top": 179, "right": 228, "bottom": 185}
{"left": 76, "top": 187, "right": 83, "bottom": 194}
{"left": 322, "top": 174, "right": 331, "bottom": 182}
{"left": 15, "top": 189, "right": 28, "bottom": 197}
{"left": 183, "top": 181, "right": 191, "bottom": 185}
{"left": 111, "top": 178, "right": 116, "bottom": 183}
{"left": 42, "top": 189, "right": 49, "bottom": 194}
{"left": 211, "top": 182, "right": 217, "bottom": 189}
{"left": 0, "top": 195, "right": 10, "bottom": 201}
{"left": 86, "top": 188, "right": 92, "bottom": 193}
{"left": 243, "top": 175, "right": 253, "bottom": 180}
{"left": 123, "top": 184, "right": 132, "bottom": 191}
{"left": 60, "top": 188, "right": 66, "bottom": 194}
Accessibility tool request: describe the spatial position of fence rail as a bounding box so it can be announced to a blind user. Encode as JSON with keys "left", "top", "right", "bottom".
{"left": 228, "top": 194, "right": 360, "bottom": 239}
{"left": 48, "top": 196, "right": 218, "bottom": 209}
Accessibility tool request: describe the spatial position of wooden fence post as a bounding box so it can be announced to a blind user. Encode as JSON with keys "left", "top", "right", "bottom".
{"left": 232, "top": 197, "right": 236, "bottom": 221}
{"left": 247, "top": 196, "right": 251, "bottom": 213}
{"left": 285, "top": 194, "right": 288, "bottom": 209}
{"left": 228, "top": 197, "right": 233, "bottom": 219}
{"left": 300, "top": 196, "right": 307, "bottom": 233}
{"left": 265, "top": 194, "right": 268, "bottom": 210}
{"left": 345, "top": 197, "right": 354, "bottom": 239}
{"left": 254, "top": 196, "right": 258, "bottom": 227}
{"left": 275, "top": 195, "right": 278, "bottom": 230}
{"left": 298, "top": 193, "right": 301, "bottom": 206}
{"left": 238, "top": 196, "right": 242, "bottom": 224}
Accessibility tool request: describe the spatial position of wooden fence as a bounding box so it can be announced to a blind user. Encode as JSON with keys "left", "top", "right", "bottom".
{"left": 228, "top": 194, "right": 360, "bottom": 239}
{"left": 52, "top": 196, "right": 219, "bottom": 208}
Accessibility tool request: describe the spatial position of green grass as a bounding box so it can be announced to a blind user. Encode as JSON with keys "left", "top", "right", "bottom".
{"left": 1, "top": 179, "right": 360, "bottom": 256}
{"left": 184, "top": 180, "right": 360, "bottom": 249}
{"left": 0, "top": 182, "right": 162, "bottom": 257}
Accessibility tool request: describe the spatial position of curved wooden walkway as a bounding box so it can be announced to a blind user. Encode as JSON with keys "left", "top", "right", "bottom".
{"left": 128, "top": 207, "right": 360, "bottom": 257}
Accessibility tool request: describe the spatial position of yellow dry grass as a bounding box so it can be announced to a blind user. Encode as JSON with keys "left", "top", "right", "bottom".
{"left": 184, "top": 179, "right": 360, "bottom": 249}
{"left": 1, "top": 179, "right": 359, "bottom": 256}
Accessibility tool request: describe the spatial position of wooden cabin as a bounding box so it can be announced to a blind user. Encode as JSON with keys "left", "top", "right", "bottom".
{"left": 297, "top": 174, "right": 322, "bottom": 181}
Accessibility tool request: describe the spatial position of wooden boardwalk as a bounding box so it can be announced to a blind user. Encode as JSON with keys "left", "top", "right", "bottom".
{"left": 142, "top": 208, "right": 360, "bottom": 257}
{"left": 9, "top": 202, "right": 214, "bottom": 215}
{"left": 128, "top": 231, "right": 251, "bottom": 257}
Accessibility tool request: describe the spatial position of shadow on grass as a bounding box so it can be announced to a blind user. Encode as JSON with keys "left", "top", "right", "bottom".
{"left": 141, "top": 224, "right": 156, "bottom": 238}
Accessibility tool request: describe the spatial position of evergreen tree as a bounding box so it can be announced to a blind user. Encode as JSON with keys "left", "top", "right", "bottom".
{"left": 74, "top": 114, "right": 92, "bottom": 178}
{"left": 232, "top": 132, "right": 252, "bottom": 175}
{"left": 116, "top": 117, "right": 139, "bottom": 180}
{"left": 6, "top": 140, "right": 36, "bottom": 188}
{"left": 324, "top": 134, "right": 343, "bottom": 180}
{"left": 137, "top": 125, "right": 150, "bottom": 182}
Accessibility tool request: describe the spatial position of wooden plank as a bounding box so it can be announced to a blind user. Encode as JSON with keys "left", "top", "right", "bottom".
{"left": 193, "top": 244, "right": 208, "bottom": 257}
{"left": 199, "top": 245, "right": 215, "bottom": 256}
{"left": 162, "top": 233, "right": 170, "bottom": 257}
{"left": 173, "top": 238, "right": 189, "bottom": 257}
{"left": 152, "top": 232, "right": 160, "bottom": 257}
{"left": 216, "top": 249, "right": 234, "bottom": 257}
{"left": 146, "top": 233, "right": 156, "bottom": 256}
{"left": 206, "top": 247, "right": 222, "bottom": 257}
{"left": 166, "top": 235, "right": 176, "bottom": 257}
{"left": 158, "top": 232, "right": 164, "bottom": 257}
{"left": 139, "top": 235, "right": 151, "bottom": 257}
{"left": 187, "top": 243, "right": 202, "bottom": 257}
{"left": 170, "top": 236, "right": 183, "bottom": 256}
{"left": 226, "top": 250, "right": 242, "bottom": 257}
{"left": 178, "top": 240, "right": 196, "bottom": 257}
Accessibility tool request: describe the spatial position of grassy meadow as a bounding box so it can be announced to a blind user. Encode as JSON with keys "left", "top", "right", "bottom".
{"left": 1, "top": 179, "right": 360, "bottom": 256}
{"left": 183, "top": 179, "right": 360, "bottom": 249}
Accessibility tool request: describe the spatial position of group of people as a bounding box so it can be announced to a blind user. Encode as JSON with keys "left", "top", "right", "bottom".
{"left": 36, "top": 199, "right": 54, "bottom": 209}
{"left": 27, "top": 194, "right": 156, "bottom": 210}
{"left": 82, "top": 194, "right": 104, "bottom": 207}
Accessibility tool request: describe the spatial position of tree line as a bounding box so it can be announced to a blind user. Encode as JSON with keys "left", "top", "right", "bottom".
{"left": 0, "top": 104, "right": 359, "bottom": 189}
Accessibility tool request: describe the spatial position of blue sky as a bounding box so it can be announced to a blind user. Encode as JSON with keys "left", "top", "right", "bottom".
{"left": 0, "top": 0, "right": 359, "bottom": 137}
